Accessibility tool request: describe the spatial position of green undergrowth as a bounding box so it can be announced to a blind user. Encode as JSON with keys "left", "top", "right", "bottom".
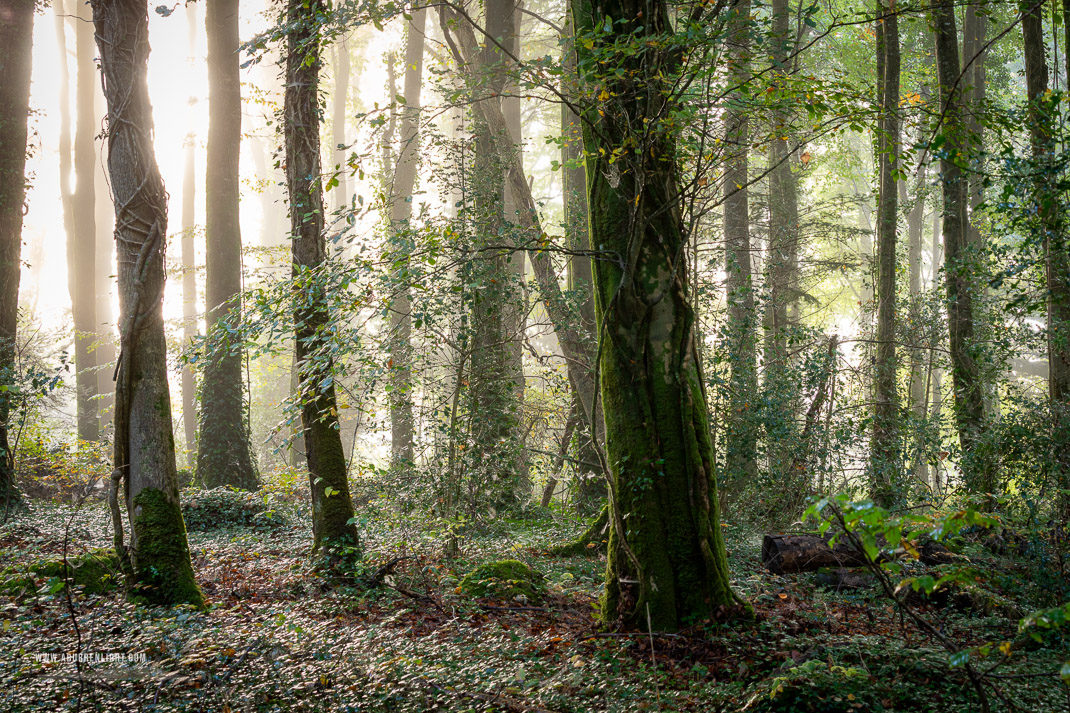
{"left": 0, "top": 501, "right": 1064, "bottom": 712}
{"left": 180, "top": 487, "right": 290, "bottom": 532}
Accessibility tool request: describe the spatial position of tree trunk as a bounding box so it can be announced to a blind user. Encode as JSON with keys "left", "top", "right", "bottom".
{"left": 55, "top": 0, "right": 101, "bottom": 443}
{"left": 387, "top": 9, "right": 426, "bottom": 470}
{"left": 570, "top": 0, "right": 744, "bottom": 630}
{"left": 932, "top": 0, "right": 994, "bottom": 499}
{"left": 0, "top": 0, "right": 34, "bottom": 508}
{"left": 181, "top": 130, "right": 197, "bottom": 464}
{"left": 503, "top": 1, "right": 529, "bottom": 490}
{"left": 1023, "top": 1, "right": 1070, "bottom": 519}
{"left": 180, "top": 3, "right": 197, "bottom": 465}
{"left": 723, "top": 0, "right": 758, "bottom": 487}
{"left": 931, "top": 213, "right": 944, "bottom": 493}
{"left": 196, "top": 0, "right": 259, "bottom": 490}
{"left": 451, "top": 0, "right": 525, "bottom": 506}
{"left": 331, "top": 38, "right": 350, "bottom": 214}
{"left": 561, "top": 5, "right": 603, "bottom": 510}
{"left": 94, "top": 68, "right": 117, "bottom": 432}
{"left": 871, "top": 0, "right": 900, "bottom": 504}
{"left": 904, "top": 153, "right": 930, "bottom": 488}
{"left": 441, "top": 7, "right": 604, "bottom": 511}
{"left": 762, "top": 533, "right": 952, "bottom": 574}
{"left": 91, "top": 0, "right": 203, "bottom": 607}
{"left": 765, "top": 0, "right": 804, "bottom": 507}
{"left": 284, "top": 0, "right": 361, "bottom": 559}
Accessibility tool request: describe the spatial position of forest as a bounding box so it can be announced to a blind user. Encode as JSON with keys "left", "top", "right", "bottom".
{"left": 0, "top": 0, "right": 1069, "bottom": 709}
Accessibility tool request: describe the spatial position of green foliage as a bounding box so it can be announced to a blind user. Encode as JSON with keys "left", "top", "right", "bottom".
{"left": 745, "top": 658, "right": 876, "bottom": 712}
{"left": 180, "top": 487, "right": 289, "bottom": 532}
{"left": 14, "top": 428, "right": 109, "bottom": 502}
{"left": 458, "top": 559, "right": 547, "bottom": 603}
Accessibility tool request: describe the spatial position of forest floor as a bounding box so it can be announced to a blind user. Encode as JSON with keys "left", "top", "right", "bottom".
{"left": 0, "top": 494, "right": 1065, "bottom": 713}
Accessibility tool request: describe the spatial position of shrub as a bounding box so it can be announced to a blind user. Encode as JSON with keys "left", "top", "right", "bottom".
{"left": 180, "top": 488, "right": 288, "bottom": 532}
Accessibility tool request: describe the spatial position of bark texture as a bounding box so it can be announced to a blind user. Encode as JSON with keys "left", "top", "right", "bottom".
{"left": 284, "top": 0, "right": 360, "bottom": 559}
{"left": 871, "top": 0, "right": 900, "bottom": 504}
{"left": 196, "top": 0, "right": 259, "bottom": 490}
{"left": 92, "top": 0, "right": 202, "bottom": 607}
{"left": 0, "top": 0, "right": 34, "bottom": 507}
{"left": 932, "top": 0, "right": 993, "bottom": 499}
{"left": 1023, "top": 1, "right": 1070, "bottom": 517}
{"left": 570, "top": 0, "right": 743, "bottom": 629}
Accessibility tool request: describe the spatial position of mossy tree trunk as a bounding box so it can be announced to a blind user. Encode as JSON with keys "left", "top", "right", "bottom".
{"left": 284, "top": 0, "right": 361, "bottom": 560}
{"left": 0, "top": 0, "right": 34, "bottom": 509}
{"left": 570, "top": 0, "right": 743, "bottom": 630}
{"left": 440, "top": 4, "right": 604, "bottom": 510}
{"left": 561, "top": 8, "right": 604, "bottom": 511}
{"left": 932, "top": 0, "right": 994, "bottom": 500}
{"left": 870, "top": 0, "right": 901, "bottom": 505}
{"left": 387, "top": 9, "right": 426, "bottom": 470}
{"left": 463, "top": 0, "right": 526, "bottom": 506}
{"left": 196, "top": 0, "right": 259, "bottom": 490}
{"left": 91, "top": 0, "right": 203, "bottom": 607}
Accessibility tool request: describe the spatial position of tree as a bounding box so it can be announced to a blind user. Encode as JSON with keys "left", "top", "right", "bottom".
{"left": 180, "top": 3, "right": 198, "bottom": 464}
{"left": 91, "top": 0, "right": 203, "bottom": 607}
{"left": 0, "top": 0, "right": 35, "bottom": 508}
{"left": 386, "top": 8, "right": 426, "bottom": 470}
{"left": 196, "top": 0, "right": 259, "bottom": 490}
{"left": 54, "top": 0, "right": 101, "bottom": 443}
{"left": 439, "top": 4, "right": 604, "bottom": 510}
{"left": 330, "top": 36, "right": 350, "bottom": 213}
{"left": 284, "top": 0, "right": 361, "bottom": 560}
{"left": 561, "top": 7, "right": 603, "bottom": 509}
{"left": 723, "top": 0, "right": 758, "bottom": 487}
{"left": 181, "top": 129, "right": 197, "bottom": 461}
{"left": 871, "top": 0, "right": 901, "bottom": 504}
{"left": 1022, "top": 0, "right": 1070, "bottom": 518}
{"left": 461, "top": 0, "right": 526, "bottom": 503}
{"left": 932, "top": 0, "right": 993, "bottom": 500}
{"left": 764, "top": 0, "right": 804, "bottom": 502}
{"left": 570, "top": 0, "right": 744, "bottom": 630}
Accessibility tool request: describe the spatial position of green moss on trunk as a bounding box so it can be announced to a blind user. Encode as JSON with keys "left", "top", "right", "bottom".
{"left": 571, "top": 0, "right": 748, "bottom": 631}
{"left": 130, "top": 488, "right": 205, "bottom": 608}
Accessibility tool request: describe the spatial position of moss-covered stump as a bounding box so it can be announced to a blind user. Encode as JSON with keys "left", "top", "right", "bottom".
{"left": 1, "top": 549, "right": 123, "bottom": 596}
{"left": 459, "top": 560, "right": 547, "bottom": 603}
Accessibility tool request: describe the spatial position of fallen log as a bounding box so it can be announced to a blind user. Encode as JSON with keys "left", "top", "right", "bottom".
{"left": 762, "top": 533, "right": 953, "bottom": 574}
{"left": 762, "top": 534, "right": 868, "bottom": 574}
